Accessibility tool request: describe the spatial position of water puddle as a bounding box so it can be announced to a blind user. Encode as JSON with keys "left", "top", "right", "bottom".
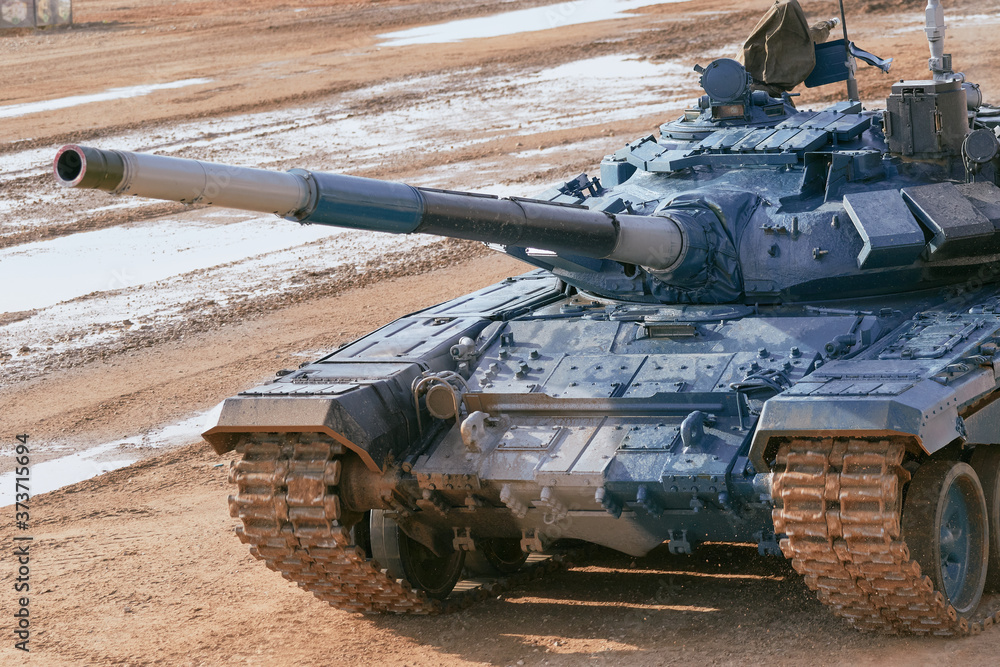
{"left": 379, "top": 0, "right": 693, "bottom": 46}
{"left": 948, "top": 13, "right": 1000, "bottom": 27}
{"left": 886, "top": 13, "right": 1000, "bottom": 36}
{"left": 0, "top": 412, "right": 210, "bottom": 506}
{"left": 0, "top": 213, "right": 349, "bottom": 313}
{"left": 0, "top": 213, "right": 437, "bottom": 373}
{"left": 0, "top": 78, "right": 213, "bottom": 120}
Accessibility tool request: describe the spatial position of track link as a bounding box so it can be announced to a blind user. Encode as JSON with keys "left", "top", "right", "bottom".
{"left": 226, "top": 432, "right": 581, "bottom": 614}
{"left": 773, "top": 437, "right": 1000, "bottom": 636}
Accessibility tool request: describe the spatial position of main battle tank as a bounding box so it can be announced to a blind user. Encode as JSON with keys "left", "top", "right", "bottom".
{"left": 52, "top": 0, "right": 1000, "bottom": 635}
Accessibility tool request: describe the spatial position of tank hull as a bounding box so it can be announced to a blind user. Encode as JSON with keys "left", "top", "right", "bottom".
{"left": 207, "top": 268, "right": 1000, "bottom": 547}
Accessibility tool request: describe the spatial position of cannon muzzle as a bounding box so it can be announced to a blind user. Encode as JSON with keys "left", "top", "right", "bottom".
{"left": 54, "top": 145, "right": 691, "bottom": 271}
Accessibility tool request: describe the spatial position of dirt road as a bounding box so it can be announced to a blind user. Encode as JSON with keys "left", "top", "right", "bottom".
{"left": 2, "top": 0, "right": 1000, "bottom": 664}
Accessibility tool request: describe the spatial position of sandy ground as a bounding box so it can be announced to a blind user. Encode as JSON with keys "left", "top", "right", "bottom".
{"left": 2, "top": 0, "right": 1000, "bottom": 664}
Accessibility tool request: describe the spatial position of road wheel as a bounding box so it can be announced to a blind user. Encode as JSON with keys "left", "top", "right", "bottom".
{"left": 971, "top": 446, "right": 1000, "bottom": 592}
{"left": 465, "top": 538, "right": 529, "bottom": 575}
{"left": 369, "top": 510, "right": 464, "bottom": 599}
{"left": 902, "top": 460, "right": 989, "bottom": 616}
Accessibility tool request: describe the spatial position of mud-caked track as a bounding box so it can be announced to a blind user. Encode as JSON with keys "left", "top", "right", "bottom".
{"left": 230, "top": 433, "right": 1000, "bottom": 630}
{"left": 227, "top": 433, "right": 582, "bottom": 615}
{"left": 773, "top": 437, "right": 1000, "bottom": 636}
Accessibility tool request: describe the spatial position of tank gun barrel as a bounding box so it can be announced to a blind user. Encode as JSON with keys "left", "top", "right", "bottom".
{"left": 53, "top": 145, "right": 687, "bottom": 271}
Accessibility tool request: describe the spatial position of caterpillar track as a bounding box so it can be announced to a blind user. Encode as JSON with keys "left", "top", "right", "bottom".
{"left": 773, "top": 437, "right": 1000, "bottom": 636}
{"left": 225, "top": 432, "right": 1000, "bottom": 630}
{"left": 226, "top": 433, "right": 583, "bottom": 615}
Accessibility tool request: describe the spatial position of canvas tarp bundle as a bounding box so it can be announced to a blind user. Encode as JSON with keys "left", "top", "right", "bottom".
{"left": 738, "top": 0, "right": 835, "bottom": 93}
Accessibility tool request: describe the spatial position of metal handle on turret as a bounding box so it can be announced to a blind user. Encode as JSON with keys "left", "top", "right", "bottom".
{"left": 53, "top": 145, "right": 689, "bottom": 271}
